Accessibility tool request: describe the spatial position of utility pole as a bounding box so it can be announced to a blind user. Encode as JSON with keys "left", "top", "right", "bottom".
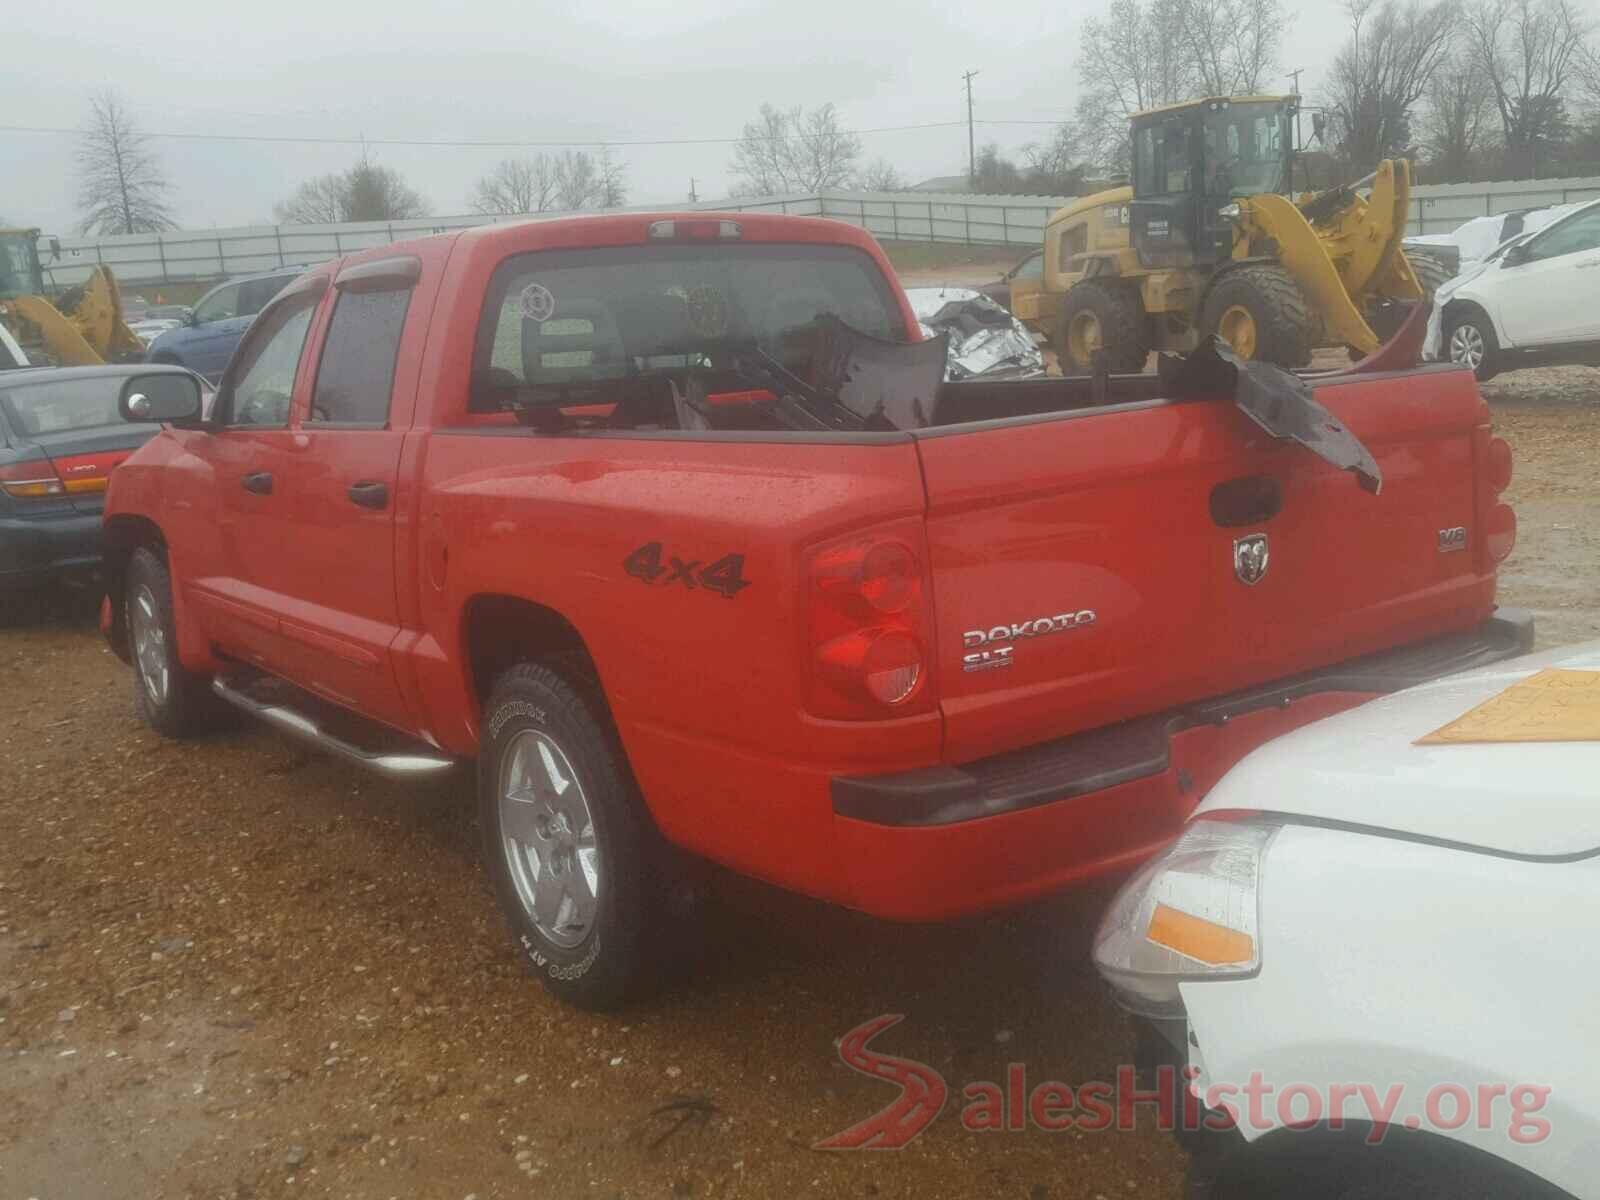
{"left": 1286, "top": 69, "right": 1304, "bottom": 192}
{"left": 688, "top": 178, "right": 699, "bottom": 204}
{"left": 963, "top": 70, "right": 980, "bottom": 188}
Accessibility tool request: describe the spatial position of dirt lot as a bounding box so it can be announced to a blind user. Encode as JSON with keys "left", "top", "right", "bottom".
{"left": 2, "top": 302, "right": 1596, "bottom": 1198}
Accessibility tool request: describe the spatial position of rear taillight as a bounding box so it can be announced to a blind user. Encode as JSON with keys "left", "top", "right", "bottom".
{"left": 0, "top": 460, "right": 66, "bottom": 500}
{"left": 1478, "top": 432, "right": 1516, "bottom": 565}
{"left": 50, "top": 450, "right": 127, "bottom": 496}
{"left": 808, "top": 521, "right": 936, "bottom": 718}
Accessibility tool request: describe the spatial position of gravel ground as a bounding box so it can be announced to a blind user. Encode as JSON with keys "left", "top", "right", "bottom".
{"left": 1, "top": 346, "right": 1594, "bottom": 1200}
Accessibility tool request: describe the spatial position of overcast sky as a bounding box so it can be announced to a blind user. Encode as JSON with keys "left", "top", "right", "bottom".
{"left": 3, "top": 0, "right": 1354, "bottom": 234}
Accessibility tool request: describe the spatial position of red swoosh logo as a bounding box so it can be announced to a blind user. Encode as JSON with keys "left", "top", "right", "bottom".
{"left": 814, "top": 1014, "right": 946, "bottom": 1150}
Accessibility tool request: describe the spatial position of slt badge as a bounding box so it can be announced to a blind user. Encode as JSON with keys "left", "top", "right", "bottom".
{"left": 961, "top": 610, "right": 1097, "bottom": 673}
{"left": 1233, "top": 533, "right": 1270, "bottom": 586}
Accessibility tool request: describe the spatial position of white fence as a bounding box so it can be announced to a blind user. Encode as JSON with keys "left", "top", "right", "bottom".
{"left": 33, "top": 176, "right": 1600, "bottom": 289}
{"left": 34, "top": 190, "right": 1070, "bottom": 289}
{"left": 1408, "top": 176, "right": 1600, "bottom": 235}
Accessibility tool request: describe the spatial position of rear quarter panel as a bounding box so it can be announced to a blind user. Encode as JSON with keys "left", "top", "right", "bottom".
{"left": 411, "top": 431, "right": 939, "bottom": 893}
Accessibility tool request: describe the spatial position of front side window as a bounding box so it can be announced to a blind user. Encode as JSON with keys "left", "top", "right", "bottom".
{"left": 193, "top": 283, "right": 241, "bottom": 325}
{"left": 222, "top": 296, "right": 316, "bottom": 427}
{"left": 1013, "top": 253, "right": 1043, "bottom": 281}
{"left": 309, "top": 288, "right": 412, "bottom": 425}
{"left": 470, "top": 242, "right": 900, "bottom": 409}
{"left": 1527, "top": 208, "right": 1600, "bottom": 262}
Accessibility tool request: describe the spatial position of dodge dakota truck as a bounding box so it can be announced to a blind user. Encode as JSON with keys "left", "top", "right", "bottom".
{"left": 99, "top": 212, "right": 1527, "bottom": 1008}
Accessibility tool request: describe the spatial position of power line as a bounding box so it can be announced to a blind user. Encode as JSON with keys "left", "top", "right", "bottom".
{"left": 0, "top": 117, "right": 1065, "bottom": 151}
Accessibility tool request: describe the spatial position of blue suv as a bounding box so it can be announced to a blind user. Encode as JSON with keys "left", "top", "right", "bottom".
{"left": 144, "top": 267, "right": 304, "bottom": 382}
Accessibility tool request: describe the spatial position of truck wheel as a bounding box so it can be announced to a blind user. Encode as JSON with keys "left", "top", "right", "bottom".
{"left": 479, "top": 662, "right": 674, "bottom": 1010}
{"left": 1055, "top": 281, "right": 1150, "bottom": 374}
{"left": 126, "top": 547, "right": 218, "bottom": 738}
{"left": 1200, "top": 265, "right": 1315, "bottom": 368}
{"left": 1445, "top": 306, "right": 1500, "bottom": 382}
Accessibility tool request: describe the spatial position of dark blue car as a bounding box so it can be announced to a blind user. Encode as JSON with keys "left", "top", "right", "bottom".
{"left": 144, "top": 267, "right": 304, "bottom": 382}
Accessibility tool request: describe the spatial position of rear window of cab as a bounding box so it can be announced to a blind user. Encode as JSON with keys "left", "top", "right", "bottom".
{"left": 469, "top": 242, "right": 901, "bottom": 410}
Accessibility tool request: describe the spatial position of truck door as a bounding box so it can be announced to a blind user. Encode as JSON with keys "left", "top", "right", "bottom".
{"left": 185, "top": 279, "right": 325, "bottom": 673}
{"left": 266, "top": 255, "right": 426, "bottom": 731}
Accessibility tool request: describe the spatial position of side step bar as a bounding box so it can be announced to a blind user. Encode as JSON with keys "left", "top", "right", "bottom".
{"left": 211, "top": 677, "right": 457, "bottom": 780}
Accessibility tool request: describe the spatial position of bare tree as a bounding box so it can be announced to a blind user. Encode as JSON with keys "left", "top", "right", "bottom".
{"left": 1181, "top": 0, "right": 1286, "bottom": 95}
{"left": 1022, "top": 124, "right": 1092, "bottom": 194}
{"left": 275, "top": 157, "right": 427, "bottom": 224}
{"left": 553, "top": 151, "right": 598, "bottom": 211}
{"left": 729, "top": 103, "right": 862, "bottom": 194}
{"left": 1420, "top": 54, "right": 1497, "bottom": 179}
{"left": 1464, "top": 0, "right": 1592, "bottom": 177}
{"left": 859, "top": 158, "right": 905, "bottom": 191}
{"left": 595, "top": 147, "right": 628, "bottom": 209}
{"left": 1074, "top": 0, "right": 1195, "bottom": 168}
{"left": 470, "top": 157, "right": 561, "bottom": 215}
{"left": 76, "top": 92, "right": 176, "bottom": 235}
{"left": 1325, "top": 0, "right": 1454, "bottom": 171}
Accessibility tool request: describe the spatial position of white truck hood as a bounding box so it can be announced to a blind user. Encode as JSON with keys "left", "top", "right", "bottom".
{"left": 1196, "top": 639, "right": 1600, "bottom": 858}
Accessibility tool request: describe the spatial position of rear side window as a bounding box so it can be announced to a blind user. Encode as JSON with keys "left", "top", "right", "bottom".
{"left": 237, "top": 274, "right": 294, "bottom": 316}
{"left": 0, "top": 377, "right": 122, "bottom": 436}
{"left": 309, "top": 288, "right": 411, "bottom": 426}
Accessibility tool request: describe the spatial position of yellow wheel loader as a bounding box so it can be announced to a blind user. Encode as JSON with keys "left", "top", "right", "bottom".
{"left": 0, "top": 228, "right": 144, "bottom": 367}
{"left": 1039, "top": 96, "right": 1453, "bottom": 372}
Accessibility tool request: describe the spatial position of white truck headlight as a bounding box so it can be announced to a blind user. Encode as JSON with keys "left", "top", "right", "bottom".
{"left": 1092, "top": 819, "right": 1276, "bottom": 1018}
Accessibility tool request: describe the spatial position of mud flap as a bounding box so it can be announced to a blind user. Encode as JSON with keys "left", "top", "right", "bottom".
{"left": 1158, "top": 336, "right": 1383, "bottom": 495}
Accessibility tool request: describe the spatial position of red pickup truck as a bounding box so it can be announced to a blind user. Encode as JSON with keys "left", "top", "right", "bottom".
{"left": 100, "top": 212, "right": 1527, "bottom": 1008}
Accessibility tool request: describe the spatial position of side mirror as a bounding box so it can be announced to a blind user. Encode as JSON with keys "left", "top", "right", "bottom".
{"left": 120, "top": 372, "right": 203, "bottom": 424}
{"left": 185, "top": 309, "right": 201, "bottom": 327}
{"left": 1503, "top": 242, "right": 1531, "bottom": 267}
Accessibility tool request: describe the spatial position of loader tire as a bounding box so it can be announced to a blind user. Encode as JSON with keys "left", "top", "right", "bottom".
{"left": 1055, "top": 281, "right": 1150, "bottom": 374}
{"left": 1408, "top": 251, "right": 1455, "bottom": 299}
{"left": 1199, "top": 265, "right": 1315, "bottom": 369}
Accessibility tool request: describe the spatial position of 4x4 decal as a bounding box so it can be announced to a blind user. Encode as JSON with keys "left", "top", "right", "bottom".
{"left": 623, "top": 542, "right": 751, "bottom": 599}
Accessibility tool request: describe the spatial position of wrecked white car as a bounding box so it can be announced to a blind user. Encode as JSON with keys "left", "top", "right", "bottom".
{"left": 905, "top": 286, "right": 1044, "bottom": 380}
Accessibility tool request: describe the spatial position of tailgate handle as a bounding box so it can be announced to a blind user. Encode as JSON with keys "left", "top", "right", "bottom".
{"left": 241, "top": 471, "right": 274, "bottom": 495}
{"left": 1210, "top": 476, "right": 1282, "bottom": 528}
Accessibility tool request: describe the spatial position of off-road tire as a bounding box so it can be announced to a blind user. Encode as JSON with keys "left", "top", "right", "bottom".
{"left": 478, "top": 662, "right": 683, "bottom": 1010}
{"left": 1055, "top": 280, "right": 1150, "bottom": 374}
{"left": 126, "top": 547, "right": 219, "bottom": 738}
{"left": 1199, "top": 265, "right": 1315, "bottom": 368}
{"left": 1408, "top": 251, "right": 1455, "bottom": 300}
{"left": 1444, "top": 305, "right": 1501, "bottom": 382}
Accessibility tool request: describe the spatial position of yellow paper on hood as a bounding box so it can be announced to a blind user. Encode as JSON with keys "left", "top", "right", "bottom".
{"left": 1417, "top": 668, "right": 1600, "bottom": 745}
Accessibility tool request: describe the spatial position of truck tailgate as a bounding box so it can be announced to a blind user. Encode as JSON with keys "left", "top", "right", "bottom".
{"left": 915, "top": 368, "right": 1497, "bottom": 764}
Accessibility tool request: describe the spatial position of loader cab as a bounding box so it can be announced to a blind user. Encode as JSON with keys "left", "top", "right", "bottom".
{"left": 1129, "top": 97, "right": 1295, "bottom": 271}
{"left": 0, "top": 229, "right": 47, "bottom": 301}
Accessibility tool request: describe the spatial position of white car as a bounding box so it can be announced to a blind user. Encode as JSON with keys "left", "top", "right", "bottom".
{"left": 1094, "top": 635, "right": 1598, "bottom": 1200}
{"left": 1425, "top": 197, "right": 1600, "bottom": 381}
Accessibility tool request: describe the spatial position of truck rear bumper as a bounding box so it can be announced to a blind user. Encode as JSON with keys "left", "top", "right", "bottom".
{"left": 831, "top": 608, "right": 1533, "bottom": 920}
